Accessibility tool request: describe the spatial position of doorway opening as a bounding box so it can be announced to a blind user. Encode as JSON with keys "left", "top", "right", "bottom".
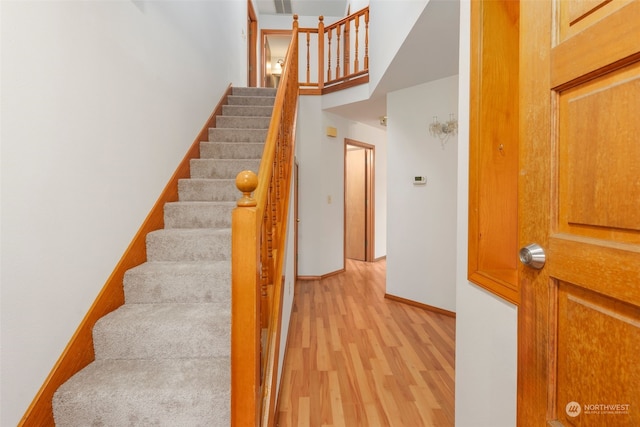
{"left": 261, "top": 30, "right": 291, "bottom": 88}
{"left": 344, "top": 139, "right": 375, "bottom": 262}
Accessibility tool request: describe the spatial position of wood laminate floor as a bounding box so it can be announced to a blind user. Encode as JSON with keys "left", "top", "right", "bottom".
{"left": 276, "top": 259, "right": 455, "bottom": 426}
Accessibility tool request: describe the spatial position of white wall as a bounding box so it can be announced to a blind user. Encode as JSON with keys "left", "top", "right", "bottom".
{"left": 0, "top": 1, "right": 247, "bottom": 424}
{"left": 277, "top": 164, "right": 297, "bottom": 391}
{"left": 455, "top": 1, "right": 518, "bottom": 425}
{"left": 386, "top": 75, "right": 458, "bottom": 312}
{"left": 295, "top": 97, "right": 387, "bottom": 276}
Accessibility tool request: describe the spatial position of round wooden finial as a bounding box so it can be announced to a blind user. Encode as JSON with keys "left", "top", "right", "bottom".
{"left": 319, "top": 16, "right": 324, "bottom": 22}
{"left": 236, "top": 170, "right": 258, "bottom": 207}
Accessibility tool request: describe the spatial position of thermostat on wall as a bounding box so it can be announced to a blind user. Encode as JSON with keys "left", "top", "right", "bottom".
{"left": 413, "top": 176, "right": 427, "bottom": 185}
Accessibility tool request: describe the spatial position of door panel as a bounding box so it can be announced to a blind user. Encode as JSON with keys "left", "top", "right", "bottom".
{"left": 519, "top": 0, "right": 640, "bottom": 425}
{"left": 346, "top": 147, "right": 366, "bottom": 260}
{"left": 556, "top": 282, "right": 640, "bottom": 425}
{"left": 559, "top": 62, "right": 640, "bottom": 235}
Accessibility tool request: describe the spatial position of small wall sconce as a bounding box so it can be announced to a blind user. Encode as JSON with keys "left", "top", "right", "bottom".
{"left": 429, "top": 113, "right": 458, "bottom": 148}
{"left": 273, "top": 59, "right": 284, "bottom": 76}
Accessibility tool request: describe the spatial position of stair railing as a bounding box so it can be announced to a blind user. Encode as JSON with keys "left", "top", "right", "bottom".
{"left": 231, "top": 16, "right": 299, "bottom": 427}
{"left": 298, "top": 6, "right": 369, "bottom": 95}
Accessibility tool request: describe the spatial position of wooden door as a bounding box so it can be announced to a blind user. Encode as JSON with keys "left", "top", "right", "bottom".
{"left": 344, "top": 140, "right": 375, "bottom": 262}
{"left": 518, "top": 1, "right": 640, "bottom": 426}
{"left": 247, "top": 0, "right": 257, "bottom": 87}
{"left": 346, "top": 146, "right": 366, "bottom": 260}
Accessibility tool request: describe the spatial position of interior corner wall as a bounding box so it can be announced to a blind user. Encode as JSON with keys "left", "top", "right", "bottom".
{"left": 295, "top": 96, "right": 387, "bottom": 277}
{"left": 455, "top": 1, "right": 518, "bottom": 425}
{"left": 368, "top": 0, "right": 428, "bottom": 94}
{"left": 386, "top": 75, "right": 458, "bottom": 313}
{"left": 295, "top": 96, "right": 344, "bottom": 276}
{"left": 0, "top": 1, "right": 246, "bottom": 424}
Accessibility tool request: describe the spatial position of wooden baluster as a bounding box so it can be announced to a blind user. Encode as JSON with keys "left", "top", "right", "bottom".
{"left": 364, "top": 9, "right": 369, "bottom": 70}
{"left": 260, "top": 211, "right": 269, "bottom": 329}
{"left": 326, "top": 25, "right": 332, "bottom": 82}
{"left": 306, "top": 31, "right": 311, "bottom": 84}
{"left": 318, "top": 16, "right": 324, "bottom": 90}
{"left": 344, "top": 19, "right": 351, "bottom": 76}
{"left": 336, "top": 24, "right": 341, "bottom": 79}
{"left": 354, "top": 14, "right": 360, "bottom": 73}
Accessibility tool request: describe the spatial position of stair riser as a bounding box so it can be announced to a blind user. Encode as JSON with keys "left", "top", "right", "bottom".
{"left": 200, "top": 142, "right": 265, "bottom": 159}
{"left": 146, "top": 229, "right": 231, "bottom": 262}
{"left": 93, "top": 305, "right": 229, "bottom": 359}
{"left": 209, "top": 128, "right": 267, "bottom": 142}
{"left": 216, "top": 115, "right": 271, "bottom": 129}
{"left": 124, "top": 262, "right": 231, "bottom": 304}
{"left": 190, "top": 159, "right": 260, "bottom": 179}
{"left": 178, "top": 179, "right": 239, "bottom": 202}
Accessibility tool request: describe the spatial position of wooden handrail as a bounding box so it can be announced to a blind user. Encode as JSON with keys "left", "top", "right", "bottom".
{"left": 231, "top": 16, "right": 299, "bottom": 427}
{"left": 298, "top": 7, "right": 369, "bottom": 95}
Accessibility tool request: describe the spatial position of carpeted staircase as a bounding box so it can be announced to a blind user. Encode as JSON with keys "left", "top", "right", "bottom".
{"left": 52, "top": 87, "right": 276, "bottom": 426}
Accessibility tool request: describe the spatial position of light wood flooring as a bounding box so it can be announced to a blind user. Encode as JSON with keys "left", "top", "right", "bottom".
{"left": 276, "top": 259, "right": 455, "bottom": 426}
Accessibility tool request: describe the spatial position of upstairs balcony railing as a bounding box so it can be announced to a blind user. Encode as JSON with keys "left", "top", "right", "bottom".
{"left": 297, "top": 7, "right": 369, "bottom": 95}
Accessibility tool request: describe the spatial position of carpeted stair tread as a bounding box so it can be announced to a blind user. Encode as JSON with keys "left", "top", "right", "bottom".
{"left": 124, "top": 261, "right": 230, "bottom": 304}
{"left": 178, "top": 178, "right": 238, "bottom": 202}
{"left": 227, "top": 95, "right": 276, "bottom": 107}
{"left": 146, "top": 228, "right": 231, "bottom": 262}
{"left": 208, "top": 127, "right": 267, "bottom": 142}
{"left": 164, "top": 201, "right": 235, "bottom": 229}
{"left": 222, "top": 104, "right": 273, "bottom": 117}
{"left": 53, "top": 357, "right": 229, "bottom": 426}
{"left": 190, "top": 158, "right": 260, "bottom": 179}
{"left": 200, "top": 141, "right": 265, "bottom": 159}
{"left": 216, "top": 115, "right": 271, "bottom": 129}
{"left": 93, "top": 303, "right": 229, "bottom": 359}
{"left": 231, "top": 87, "right": 276, "bottom": 96}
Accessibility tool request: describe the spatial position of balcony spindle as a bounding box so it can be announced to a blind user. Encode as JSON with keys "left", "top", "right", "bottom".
{"left": 354, "top": 15, "right": 360, "bottom": 73}
{"left": 336, "top": 24, "right": 341, "bottom": 79}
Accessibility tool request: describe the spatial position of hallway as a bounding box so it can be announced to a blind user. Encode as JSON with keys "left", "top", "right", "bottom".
{"left": 276, "top": 259, "right": 455, "bottom": 426}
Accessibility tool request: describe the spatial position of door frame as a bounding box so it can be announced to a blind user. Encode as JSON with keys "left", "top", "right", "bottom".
{"left": 261, "top": 29, "right": 292, "bottom": 88}
{"left": 344, "top": 138, "right": 375, "bottom": 262}
{"left": 247, "top": 0, "right": 257, "bottom": 87}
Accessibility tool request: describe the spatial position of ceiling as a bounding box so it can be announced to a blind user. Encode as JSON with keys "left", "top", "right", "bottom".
{"left": 254, "top": 0, "right": 348, "bottom": 17}
{"left": 256, "top": 0, "right": 460, "bottom": 130}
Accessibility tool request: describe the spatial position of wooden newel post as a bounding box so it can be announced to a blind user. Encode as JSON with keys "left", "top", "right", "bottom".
{"left": 236, "top": 170, "right": 258, "bottom": 207}
{"left": 231, "top": 170, "right": 261, "bottom": 426}
{"left": 318, "top": 15, "right": 325, "bottom": 90}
